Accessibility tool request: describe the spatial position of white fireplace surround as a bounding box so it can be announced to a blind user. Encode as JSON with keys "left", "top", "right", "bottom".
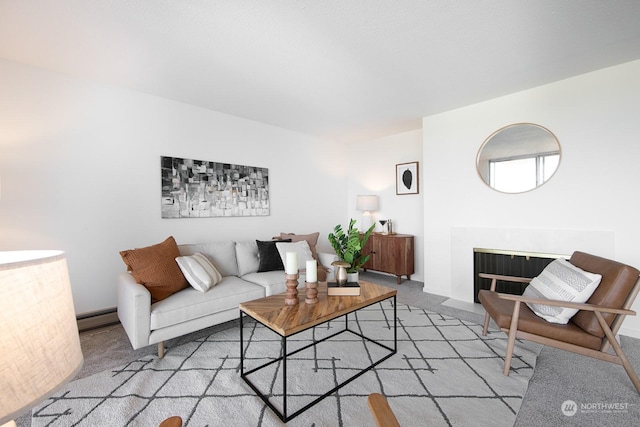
{"left": 450, "top": 227, "right": 615, "bottom": 304}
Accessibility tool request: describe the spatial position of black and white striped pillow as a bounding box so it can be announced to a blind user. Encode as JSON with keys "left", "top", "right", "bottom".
{"left": 523, "top": 258, "right": 602, "bottom": 324}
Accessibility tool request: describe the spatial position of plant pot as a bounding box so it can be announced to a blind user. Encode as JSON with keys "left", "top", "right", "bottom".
{"left": 347, "top": 272, "right": 359, "bottom": 283}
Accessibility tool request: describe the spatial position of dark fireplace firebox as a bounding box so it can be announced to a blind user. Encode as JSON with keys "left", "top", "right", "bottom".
{"left": 473, "top": 248, "right": 568, "bottom": 303}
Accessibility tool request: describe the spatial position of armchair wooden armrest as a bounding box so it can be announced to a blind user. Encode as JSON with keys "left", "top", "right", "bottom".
{"left": 159, "top": 417, "right": 182, "bottom": 427}
{"left": 368, "top": 393, "right": 400, "bottom": 427}
{"left": 496, "top": 292, "right": 636, "bottom": 316}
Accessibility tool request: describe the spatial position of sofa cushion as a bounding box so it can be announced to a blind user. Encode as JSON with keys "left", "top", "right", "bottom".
{"left": 241, "top": 270, "right": 305, "bottom": 296}
{"left": 149, "top": 276, "right": 264, "bottom": 330}
{"left": 256, "top": 239, "right": 290, "bottom": 272}
{"left": 522, "top": 258, "right": 601, "bottom": 324}
{"left": 119, "top": 236, "right": 188, "bottom": 302}
{"left": 175, "top": 252, "right": 222, "bottom": 292}
{"left": 235, "top": 241, "right": 259, "bottom": 276}
{"left": 178, "top": 241, "right": 238, "bottom": 276}
{"left": 280, "top": 232, "right": 320, "bottom": 260}
{"left": 275, "top": 240, "right": 315, "bottom": 272}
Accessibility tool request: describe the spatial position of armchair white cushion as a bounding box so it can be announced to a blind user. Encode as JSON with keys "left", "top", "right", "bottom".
{"left": 522, "top": 258, "right": 602, "bottom": 324}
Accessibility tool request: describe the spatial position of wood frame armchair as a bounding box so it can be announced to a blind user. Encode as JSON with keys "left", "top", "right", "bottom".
{"left": 478, "top": 251, "right": 640, "bottom": 394}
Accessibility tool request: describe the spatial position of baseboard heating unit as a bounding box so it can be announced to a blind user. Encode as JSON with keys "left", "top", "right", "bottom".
{"left": 76, "top": 308, "right": 119, "bottom": 332}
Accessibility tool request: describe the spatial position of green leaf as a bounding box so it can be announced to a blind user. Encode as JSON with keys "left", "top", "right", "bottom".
{"left": 328, "top": 218, "right": 376, "bottom": 273}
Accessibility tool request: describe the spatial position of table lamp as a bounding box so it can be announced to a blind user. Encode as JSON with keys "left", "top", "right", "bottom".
{"left": 356, "top": 195, "right": 379, "bottom": 231}
{"left": 0, "top": 251, "right": 84, "bottom": 427}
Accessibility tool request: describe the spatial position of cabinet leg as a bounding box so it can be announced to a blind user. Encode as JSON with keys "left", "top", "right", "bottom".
{"left": 396, "top": 275, "right": 401, "bottom": 285}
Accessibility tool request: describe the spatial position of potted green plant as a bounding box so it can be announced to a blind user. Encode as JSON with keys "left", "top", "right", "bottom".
{"left": 328, "top": 219, "right": 376, "bottom": 280}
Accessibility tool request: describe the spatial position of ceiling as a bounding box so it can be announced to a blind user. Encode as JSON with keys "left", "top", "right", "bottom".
{"left": 2, "top": 0, "right": 640, "bottom": 143}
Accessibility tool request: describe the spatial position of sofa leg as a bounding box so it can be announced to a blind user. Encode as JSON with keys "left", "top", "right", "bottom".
{"left": 158, "top": 341, "right": 165, "bottom": 358}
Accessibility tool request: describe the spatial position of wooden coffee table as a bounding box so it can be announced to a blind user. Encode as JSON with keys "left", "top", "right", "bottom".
{"left": 239, "top": 280, "right": 397, "bottom": 422}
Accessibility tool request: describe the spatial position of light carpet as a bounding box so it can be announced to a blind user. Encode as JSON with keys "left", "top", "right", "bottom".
{"left": 33, "top": 301, "right": 537, "bottom": 426}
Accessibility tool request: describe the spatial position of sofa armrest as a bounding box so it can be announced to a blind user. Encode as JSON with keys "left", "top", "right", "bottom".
{"left": 117, "top": 272, "right": 152, "bottom": 349}
{"left": 318, "top": 252, "right": 339, "bottom": 281}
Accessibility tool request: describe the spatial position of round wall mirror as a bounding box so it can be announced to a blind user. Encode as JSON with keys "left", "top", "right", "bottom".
{"left": 476, "top": 123, "right": 561, "bottom": 193}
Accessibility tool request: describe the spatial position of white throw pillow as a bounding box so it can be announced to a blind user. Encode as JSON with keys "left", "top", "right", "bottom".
{"left": 522, "top": 258, "right": 602, "bottom": 324}
{"left": 175, "top": 252, "right": 223, "bottom": 292}
{"left": 275, "top": 240, "right": 314, "bottom": 271}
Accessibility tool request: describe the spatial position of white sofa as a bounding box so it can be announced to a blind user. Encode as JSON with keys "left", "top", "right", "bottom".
{"left": 117, "top": 240, "right": 337, "bottom": 357}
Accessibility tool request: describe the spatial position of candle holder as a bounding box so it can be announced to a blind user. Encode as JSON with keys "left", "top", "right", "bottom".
{"left": 305, "top": 281, "right": 318, "bottom": 304}
{"left": 284, "top": 273, "right": 299, "bottom": 306}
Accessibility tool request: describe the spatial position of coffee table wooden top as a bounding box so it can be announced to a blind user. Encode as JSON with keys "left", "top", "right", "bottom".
{"left": 239, "top": 280, "right": 396, "bottom": 336}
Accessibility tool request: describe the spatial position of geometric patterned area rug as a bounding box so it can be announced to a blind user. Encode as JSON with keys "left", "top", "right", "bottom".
{"left": 32, "top": 301, "right": 537, "bottom": 427}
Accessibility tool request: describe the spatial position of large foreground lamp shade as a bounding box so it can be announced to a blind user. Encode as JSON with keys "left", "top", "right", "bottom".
{"left": 0, "top": 251, "right": 83, "bottom": 426}
{"left": 356, "top": 195, "right": 379, "bottom": 231}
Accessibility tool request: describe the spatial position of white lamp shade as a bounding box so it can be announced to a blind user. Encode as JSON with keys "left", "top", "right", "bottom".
{"left": 356, "top": 195, "right": 379, "bottom": 212}
{"left": 0, "top": 251, "right": 83, "bottom": 424}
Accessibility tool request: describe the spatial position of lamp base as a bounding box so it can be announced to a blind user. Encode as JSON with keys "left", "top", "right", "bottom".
{"left": 360, "top": 212, "right": 374, "bottom": 232}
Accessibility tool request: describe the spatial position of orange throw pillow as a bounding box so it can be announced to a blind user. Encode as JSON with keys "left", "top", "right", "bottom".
{"left": 120, "top": 236, "right": 188, "bottom": 302}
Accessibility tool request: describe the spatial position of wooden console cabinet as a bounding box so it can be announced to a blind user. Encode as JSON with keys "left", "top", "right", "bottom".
{"left": 362, "top": 233, "right": 414, "bottom": 284}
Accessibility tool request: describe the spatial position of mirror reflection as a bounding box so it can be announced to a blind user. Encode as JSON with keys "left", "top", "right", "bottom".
{"left": 476, "top": 123, "right": 560, "bottom": 193}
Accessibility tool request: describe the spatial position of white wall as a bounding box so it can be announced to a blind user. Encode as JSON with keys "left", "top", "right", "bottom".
{"left": 347, "top": 130, "right": 424, "bottom": 282}
{"left": 422, "top": 59, "right": 640, "bottom": 337}
{"left": 0, "top": 59, "right": 347, "bottom": 314}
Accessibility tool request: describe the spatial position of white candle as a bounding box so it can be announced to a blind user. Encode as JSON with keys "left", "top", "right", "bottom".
{"left": 306, "top": 259, "right": 317, "bottom": 282}
{"left": 286, "top": 252, "right": 298, "bottom": 274}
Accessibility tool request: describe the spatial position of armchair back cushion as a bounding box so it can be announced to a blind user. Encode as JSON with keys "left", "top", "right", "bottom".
{"left": 570, "top": 251, "right": 640, "bottom": 337}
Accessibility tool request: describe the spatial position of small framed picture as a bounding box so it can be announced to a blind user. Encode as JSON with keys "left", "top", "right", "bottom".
{"left": 396, "top": 161, "right": 419, "bottom": 195}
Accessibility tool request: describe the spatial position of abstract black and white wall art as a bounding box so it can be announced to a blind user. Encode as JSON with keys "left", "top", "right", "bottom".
{"left": 161, "top": 156, "right": 269, "bottom": 218}
{"left": 396, "top": 161, "right": 419, "bottom": 195}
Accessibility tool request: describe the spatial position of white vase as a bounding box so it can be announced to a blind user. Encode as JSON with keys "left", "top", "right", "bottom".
{"left": 347, "top": 272, "right": 359, "bottom": 283}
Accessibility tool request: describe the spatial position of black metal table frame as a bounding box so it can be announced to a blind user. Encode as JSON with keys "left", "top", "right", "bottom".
{"left": 239, "top": 295, "right": 397, "bottom": 422}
